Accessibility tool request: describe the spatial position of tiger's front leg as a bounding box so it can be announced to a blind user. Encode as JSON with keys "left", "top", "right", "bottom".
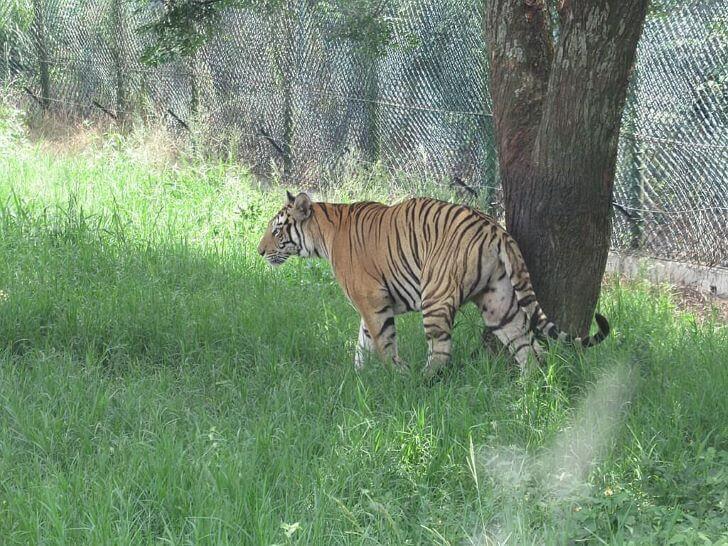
{"left": 354, "top": 319, "right": 374, "bottom": 370}
{"left": 352, "top": 302, "right": 407, "bottom": 372}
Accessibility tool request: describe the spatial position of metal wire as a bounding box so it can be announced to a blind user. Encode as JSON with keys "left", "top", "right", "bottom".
{"left": 1, "top": 0, "right": 726, "bottom": 266}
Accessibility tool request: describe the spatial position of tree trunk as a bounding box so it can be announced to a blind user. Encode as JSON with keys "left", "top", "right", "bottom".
{"left": 485, "top": 0, "right": 649, "bottom": 335}
{"left": 31, "top": 0, "right": 50, "bottom": 111}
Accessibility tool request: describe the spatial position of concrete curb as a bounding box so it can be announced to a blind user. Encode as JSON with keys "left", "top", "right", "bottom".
{"left": 606, "top": 252, "right": 728, "bottom": 298}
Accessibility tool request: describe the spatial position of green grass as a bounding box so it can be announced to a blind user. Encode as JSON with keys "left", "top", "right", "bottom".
{"left": 0, "top": 133, "right": 726, "bottom": 545}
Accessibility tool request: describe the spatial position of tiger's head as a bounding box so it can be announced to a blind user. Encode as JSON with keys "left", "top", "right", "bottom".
{"left": 257, "top": 191, "right": 313, "bottom": 266}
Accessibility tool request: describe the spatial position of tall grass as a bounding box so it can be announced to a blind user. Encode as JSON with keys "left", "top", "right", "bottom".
{"left": 0, "top": 128, "right": 726, "bottom": 544}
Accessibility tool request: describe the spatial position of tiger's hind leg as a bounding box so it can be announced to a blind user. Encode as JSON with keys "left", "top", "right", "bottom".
{"left": 486, "top": 309, "right": 541, "bottom": 372}
{"left": 473, "top": 327, "right": 504, "bottom": 358}
{"left": 474, "top": 278, "right": 543, "bottom": 373}
{"left": 421, "top": 298, "right": 458, "bottom": 379}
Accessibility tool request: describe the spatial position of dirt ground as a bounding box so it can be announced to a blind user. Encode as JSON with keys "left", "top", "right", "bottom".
{"left": 669, "top": 284, "right": 728, "bottom": 323}
{"left": 605, "top": 275, "right": 728, "bottom": 324}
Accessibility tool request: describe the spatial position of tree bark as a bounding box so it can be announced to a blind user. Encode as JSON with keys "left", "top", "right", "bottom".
{"left": 485, "top": 0, "right": 649, "bottom": 334}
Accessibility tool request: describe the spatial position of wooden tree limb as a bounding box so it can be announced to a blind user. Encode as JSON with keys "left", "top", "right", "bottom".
{"left": 92, "top": 100, "right": 118, "bottom": 120}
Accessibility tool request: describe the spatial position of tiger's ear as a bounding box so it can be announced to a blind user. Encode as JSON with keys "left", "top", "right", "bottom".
{"left": 286, "top": 190, "right": 295, "bottom": 205}
{"left": 291, "top": 192, "right": 312, "bottom": 221}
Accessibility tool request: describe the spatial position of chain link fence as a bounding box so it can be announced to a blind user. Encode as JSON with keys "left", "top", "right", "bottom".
{"left": 1, "top": 0, "right": 726, "bottom": 266}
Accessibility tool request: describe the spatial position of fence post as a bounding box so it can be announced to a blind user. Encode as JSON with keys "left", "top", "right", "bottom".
{"left": 359, "top": 49, "right": 380, "bottom": 162}
{"left": 31, "top": 0, "right": 50, "bottom": 111}
{"left": 482, "top": 114, "right": 498, "bottom": 208}
{"left": 188, "top": 55, "right": 199, "bottom": 118}
{"left": 624, "top": 68, "right": 645, "bottom": 250}
{"left": 267, "top": 9, "right": 294, "bottom": 182}
{"left": 110, "top": 0, "right": 129, "bottom": 126}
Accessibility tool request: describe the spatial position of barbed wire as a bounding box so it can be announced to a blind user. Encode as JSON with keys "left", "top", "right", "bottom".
{"left": 624, "top": 132, "right": 728, "bottom": 151}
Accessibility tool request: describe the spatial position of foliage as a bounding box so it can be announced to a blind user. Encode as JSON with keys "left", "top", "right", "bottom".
{"left": 17, "top": 0, "right": 686, "bottom": 70}
{"left": 0, "top": 0, "right": 33, "bottom": 76}
{"left": 136, "top": 0, "right": 412, "bottom": 65}
{"left": 0, "top": 0, "right": 33, "bottom": 33}
{"left": 317, "top": 0, "right": 417, "bottom": 59}
{"left": 135, "top": 0, "right": 246, "bottom": 65}
{"left": 649, "top": 0, "right": 685, "bottom": 19}
{"left": 0, "top": 89, "right": 27, "bottom": 151}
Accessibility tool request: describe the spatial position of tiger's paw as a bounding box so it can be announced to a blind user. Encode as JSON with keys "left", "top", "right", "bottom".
{"left": 423, "top": 361, "right": 448, "bottom": 385}
{"left": 424, "top": 366, "right": 448, "bottom": 387}
{"left": 391, "top": 356, "right": 410, "bottom": 374}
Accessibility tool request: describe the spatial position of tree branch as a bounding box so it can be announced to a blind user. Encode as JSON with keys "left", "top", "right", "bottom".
{"left": 167, "top": 109, "right": 190, "bottom": 130}
{"left": 258, "top": 126, "right": 289, "bottom": 159}
{"left": 92, "top": 100, "right": 117, "bottom": 120}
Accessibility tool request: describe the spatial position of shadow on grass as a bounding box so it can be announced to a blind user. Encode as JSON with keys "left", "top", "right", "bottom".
{"left": 0, "top": 204, "right": 355, "bottom": 371}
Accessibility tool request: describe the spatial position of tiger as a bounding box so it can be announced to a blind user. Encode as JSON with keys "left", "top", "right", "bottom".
{"left": 257, "top": 191, "right": 609, "bottom": 377}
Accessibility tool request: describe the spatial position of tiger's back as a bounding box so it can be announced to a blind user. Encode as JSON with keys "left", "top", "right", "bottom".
{"left": 326, "top": 198, "right": 502, "bottom": 311}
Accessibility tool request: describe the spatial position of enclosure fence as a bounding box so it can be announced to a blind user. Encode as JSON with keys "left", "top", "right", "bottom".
{"left": 1, "top": 0, "right": 726, "bottom": 267}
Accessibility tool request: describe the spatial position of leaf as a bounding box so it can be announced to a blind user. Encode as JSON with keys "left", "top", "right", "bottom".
{"left": 280, "top": 521, "right": 301, "bottom": 538}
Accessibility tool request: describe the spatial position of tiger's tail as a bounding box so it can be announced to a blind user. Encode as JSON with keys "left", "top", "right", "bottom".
{"left": 497, "top": 236, "right": 610, "bottom": 348}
